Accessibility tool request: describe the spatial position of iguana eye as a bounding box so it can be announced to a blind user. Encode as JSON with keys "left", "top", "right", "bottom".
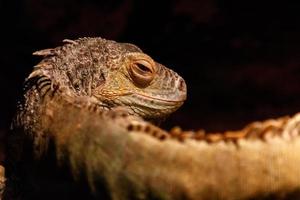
{"left": 128, "top": 59, "right": 155, "bottom": 87}
{"left": 135, "top": 63, "right": 152, "bottom": 74}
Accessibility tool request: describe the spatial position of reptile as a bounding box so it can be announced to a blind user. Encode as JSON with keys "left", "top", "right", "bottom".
{"left": 3, "top": 37, "right": 300, "bottom": 200}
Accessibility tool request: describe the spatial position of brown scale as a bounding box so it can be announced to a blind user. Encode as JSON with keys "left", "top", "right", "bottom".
{"left": 127, "top": 122, "right": 170, "bottom": 141}
{"left": 166, "top": 116, "right": 293, "bottom": 143}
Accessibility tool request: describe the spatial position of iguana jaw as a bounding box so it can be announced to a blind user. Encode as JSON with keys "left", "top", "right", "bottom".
{"left": 133, "top": 92, "right": 186, "bottom": 105}
{"left": 93, "top": 90, "right": 185, "bottom": 119}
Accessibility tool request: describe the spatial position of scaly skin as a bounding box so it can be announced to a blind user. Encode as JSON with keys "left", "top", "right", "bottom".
{"left": 4, "top": 37, "right": 300, "bottom": 200}
{"left": 5, "top": 37, "right": 186, "bottom": 199}
{"left": 0, "top": 165, "right": 4, "bottom": 200}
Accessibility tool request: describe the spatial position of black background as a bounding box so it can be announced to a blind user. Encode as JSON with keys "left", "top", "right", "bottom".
{"left": 1, "top": 0, "right": 300, "bottom": 155}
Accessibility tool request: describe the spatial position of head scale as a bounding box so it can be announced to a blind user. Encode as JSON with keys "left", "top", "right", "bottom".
{"left": 32, "top": 37, "right": 187, "bottom": 121}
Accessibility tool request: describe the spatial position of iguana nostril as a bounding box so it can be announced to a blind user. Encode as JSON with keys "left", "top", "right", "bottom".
{"left": 178, "top": 79, "right": 186, "bottom": 92}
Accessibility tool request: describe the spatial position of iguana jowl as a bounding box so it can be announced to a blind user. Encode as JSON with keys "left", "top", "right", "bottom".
{"left": 5, "top": 37, "right": 300, "bottom": 200}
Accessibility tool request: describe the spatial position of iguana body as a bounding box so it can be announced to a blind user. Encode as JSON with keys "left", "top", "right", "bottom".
{"left": 3, "top": 37, "right": 300, "bottom": 200}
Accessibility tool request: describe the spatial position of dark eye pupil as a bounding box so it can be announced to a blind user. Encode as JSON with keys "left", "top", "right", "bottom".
{"left": 136, "top": 63, "right": 151, "bottom": 73}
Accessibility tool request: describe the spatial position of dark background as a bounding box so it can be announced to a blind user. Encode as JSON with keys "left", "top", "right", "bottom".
{"left": 1, "top": 0, "right": 300, "bottom": 157}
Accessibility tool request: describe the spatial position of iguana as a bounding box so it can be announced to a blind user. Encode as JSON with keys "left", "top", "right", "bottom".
{"left": 3, "top": 37, "right": 300, "bottom": 200}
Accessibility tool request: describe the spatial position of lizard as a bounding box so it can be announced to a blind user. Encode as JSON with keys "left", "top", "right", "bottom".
{"left": 3, "top": 37, "right": 300, "bottom": 200}
{"left": 4, "top": 37, "right": 187, "bottom": 199}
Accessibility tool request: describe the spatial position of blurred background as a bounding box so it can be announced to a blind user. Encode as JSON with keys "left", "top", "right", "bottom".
{"left": 1, "top": 0, "right": 300, "bottom": 159}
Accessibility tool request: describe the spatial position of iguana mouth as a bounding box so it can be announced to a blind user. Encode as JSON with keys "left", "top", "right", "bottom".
{"left": 133, "top": 92, "right": 186, "bottom": 105}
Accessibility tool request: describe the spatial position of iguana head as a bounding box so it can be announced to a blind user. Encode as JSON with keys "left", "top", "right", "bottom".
{"left": 32, "top": 38, "right": 187, "bottom": 120}
{"left": 90, "top": 39, "right": 187, "bottom": 120}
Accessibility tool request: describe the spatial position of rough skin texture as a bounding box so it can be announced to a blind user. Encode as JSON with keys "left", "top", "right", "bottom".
{"left": 0, "top": 165, "right": 4, "bottom": 200}
{"left": 5, "top": 37, "right": 186, "bottom": 199}
{"left": 3, "top": 37, "right": 300, "bottom": 200}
